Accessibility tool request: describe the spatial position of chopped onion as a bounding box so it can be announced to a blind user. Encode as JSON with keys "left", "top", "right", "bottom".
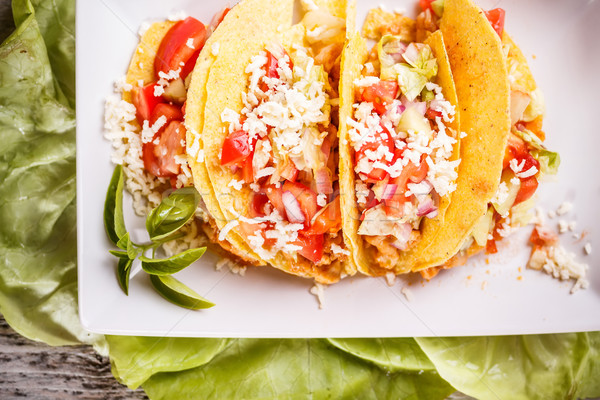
{"left": 417, "top": 196, "right": 437, "bottom": 217}
{"left": 381, "top": 184, "right": 398, "bottom": 200}
{"left": 315, "top": 168, "right": 333, "bottom": 194}
{"left": 510, "top": 90, "right": 531, "bottom": 126}
{"left": 282, "top": 191, "right": 305, "bottom": 223}
{"left": 402, "top": 43, "right": 420, "bottom": 65}
{"left": 401, "top": 96, "right": 427, "bottom": 116}
{"left": 390, "top": 223, "right": 413, "bottom": 250}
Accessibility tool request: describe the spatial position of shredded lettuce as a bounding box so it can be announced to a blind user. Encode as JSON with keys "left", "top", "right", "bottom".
{"left": 377, "top": 40, "right": 438, "bottom": 101}
{"left": 535, "top": 149, "right": 561, "bottom": 176}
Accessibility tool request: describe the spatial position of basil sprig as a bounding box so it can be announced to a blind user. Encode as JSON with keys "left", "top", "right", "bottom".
{"left": 146, "top": 187, "right": 200, "bottom": 241}
{"left": 150, "top": 275, "right": 215, "bottom": 310}
{"left": 103, "top": 166, "right": 214, "bottom": 309}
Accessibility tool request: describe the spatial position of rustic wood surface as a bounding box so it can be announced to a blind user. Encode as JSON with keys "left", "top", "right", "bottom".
{"left": 0, "top": 3, "right": 146, "bottom": 400}
{"left": 0, "top": 315, "right": 148, "bottom": 399}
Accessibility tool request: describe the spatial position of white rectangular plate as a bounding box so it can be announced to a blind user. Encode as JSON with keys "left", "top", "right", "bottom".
{"left": 77, "top": 0, "right": 600, "bottom": 337}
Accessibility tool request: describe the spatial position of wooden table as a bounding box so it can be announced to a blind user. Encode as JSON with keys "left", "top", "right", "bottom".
{"left": 0, "top": 3, "right": 145, "bottom": 399}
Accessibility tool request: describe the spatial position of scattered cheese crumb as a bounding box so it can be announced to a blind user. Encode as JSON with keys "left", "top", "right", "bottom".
{"left": 310, "top": 283, "right": 326, "bottom": 309}
{"left": 168, "top": 10, "right": 188, "bottom": 21}
{"left": 584, "top": 243, "right": 592, "bottom": 255}
{"left": 385, "top": 272, "right": 396, "bottom": 286}
{"left": 228, "top": 179, "right": 244, "bottom": 191}
{"left": 556, "top": 201, "right": 573, "bottom": 216}
{"left": 218, "top": 220, "right": 239, "bottom": 242}
{"left": 401, "top": 286, "right": 413, "bottom": 302}
{"left": 317, "top": 193, "right": 327, "bottom": 207}
{"left": 558, "top": 220, "right": 568, "bottom": 234}
{"left": 330, "top": 244, "right": 350, "bottom": 257}
{"left": 528, "top": 244, "right": 589, "bottom": 293}
{"left": 186, "top": 38, "right": 195, "bottom": 49}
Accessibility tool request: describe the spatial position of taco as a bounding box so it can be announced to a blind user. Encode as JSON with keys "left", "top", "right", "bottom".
{"left": 415, "top": 0, "right": 559, "bottom": 279}
{"left": 338, "top": 10, "right": 461, "bottom": 276}
{"left": 186, "top": 0, "right": 355, "bottom": 283}
{"left": 115, "top": 9, "right": 271, "bottom": 265}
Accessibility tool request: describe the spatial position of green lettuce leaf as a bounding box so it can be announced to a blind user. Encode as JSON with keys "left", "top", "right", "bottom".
{"left": 416, "top": 333, "right": 600, "bottom": 400}
{"left": 106, "top": 336, "right": 231, "bottom": 389}
{"left": 142, "top": 339, "right": 454, "bottom": 399}
{"left": 327, "top": 338, "right": 436, "bottom": 372}
{"left": 0, "top": 0, "right": 105, "bottom": 352}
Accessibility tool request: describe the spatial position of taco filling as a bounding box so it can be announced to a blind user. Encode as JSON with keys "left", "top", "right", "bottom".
{"left": 418, "top": 4, "right": 560, "bottom": 279}
{"left": 217, "top": 41, "right": 347, "bottom": 267}
{"left": 345, "top": 31, "right": 459, "bottom": 272}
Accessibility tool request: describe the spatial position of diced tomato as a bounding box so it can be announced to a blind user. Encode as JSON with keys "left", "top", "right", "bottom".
{"left": 360, "top": 80, "right": 398, "bottom": 114}
{"left": 149, "top": 103, "right": 183, "bottom": 127}
{"left": 383, "top": 158, "right": 427, "bottom": 216}
{"left": 265, "top": 51, "right": 280, "bottom": 79}
{"left": 266, "top": 185, "right": 286, "bottom": 217}
{"left": 355, "top": 125, "right": 395, "bottom": 182}
{"left": 503, "top": 133, "right": 527, "bottom": 169}
{"left": 409, "top": 158, "right": 429, "bottom": 183}
{"left": 419, "top": 0, "right": 436, "bottom": 12}
{"left": 484, "top": 8, "right": 506, "bottom": 37}
{"left": 154, "top": 17, "right": 207, "bottom": 79}
{"left": 514, "top": 176, "right": 538, "bottom": 205}
{"left": 241, "top": 154, "right": 254, "bottom": 183}
{"left": 486, "top": 238, "right": 498, "bottom": 254}
{"left": 529, "top": 225, "right": 559, "bottom": 248}
{"left": 221, "top": 130, "right": 251, "bottom": 165}
{"left": 523, "top": 116, "right": 545, "bottom": 141}
{"left": 282, "top": 181, "right": 319, "bottom": 224}
{"left": 142, "top": 121, "right": 186, "bottom": 177}
{"left": 249, "top": 192, "right": 270, "bottom": 218}
{"left": 306, "top": 197, "right": 341, "bottom": 235}
{"left": 426, "top": 108, "right": 443, "bottom": 121}
{"left": 280, "top": 162, "right": 299, "bottom": 182}
{"left": 132, "top": 82, "right": 164, "bottom": 124}
{"left": 294, "top": 233, "right": 324, "bottom": 263}
{"left": 210, "top": 7, "right": 230, "bottom": 31}
{"left": 179, "top": 49, "right": 201, "bottom": 80}
{"left": 517, "top": 152, "right": 540, "bottom": 176}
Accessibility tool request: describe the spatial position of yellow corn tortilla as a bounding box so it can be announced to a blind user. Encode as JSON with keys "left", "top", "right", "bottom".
{"left": 120, "top": 15, "right": 263, "bottom": 265}
{"left": 410, "top": 0, "right": 511, "bottom": 271}
{"left": 189, "top": 0, "right": 354, "bottom": 283}
{"left": 123, "top": 22, "right": 175, "bottom": 103}
{"left": 186, "top": 0, "right": 298, "bottom": 266}
{"left": 338, "top": 30, "right": 460, "bottom": 277}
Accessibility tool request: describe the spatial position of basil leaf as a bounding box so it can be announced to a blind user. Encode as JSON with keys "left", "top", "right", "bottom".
{"left": 146, "top": 187, "right": 200, "bottom": 241}
{"left": 140, "top": 247, "right": 206, "bottom": 275}
{"left": 126, "top": 236, "right": 140, "bottom": 259}
{"left": 109, "top": 250, "right": 129, "bottom": 259}
{"left": 116, "top": 231, "right": 130, "bottom": 251}
{"left": 104, "top": 165, "right": 127, "bottom": 245}
{"left": 149, "top": 274, "right": 215, "bottom": 310}
{"left": 117, "top": 257, "right": 133, "bottom": 295}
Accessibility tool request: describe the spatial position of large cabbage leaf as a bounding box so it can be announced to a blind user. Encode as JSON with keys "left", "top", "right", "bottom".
{"left": 141, "top": 339, "right": 454, "bottom": 399}
{"left": 0, "top": 0, "right": 105, "bottom": 351}
{"left": 417, "top": 334, "right": 600, "bottom": 400}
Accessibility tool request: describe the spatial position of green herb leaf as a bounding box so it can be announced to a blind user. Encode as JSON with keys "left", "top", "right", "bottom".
{"left": 149, "top": 274, "right": 215, "bottom": 310}
{"left": 109, "top": 250, "right": 129, "bottom": 258}
{"left": 126, "top": 235, "right": 140, "bottom": 259}
{"left": 116, "top": 231, "right": 130, "bottom": 251}
{"left": 146, "top": 187, "right": 200, "bottom": 241}
{"left": 140, "top": 247, "right": 206, "bottom": 276}
{"left": 104, "top": 165, "right": 127, "bottom": 245}
{"left": 117, "top": 257, "right": 133, "bottom": 295}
